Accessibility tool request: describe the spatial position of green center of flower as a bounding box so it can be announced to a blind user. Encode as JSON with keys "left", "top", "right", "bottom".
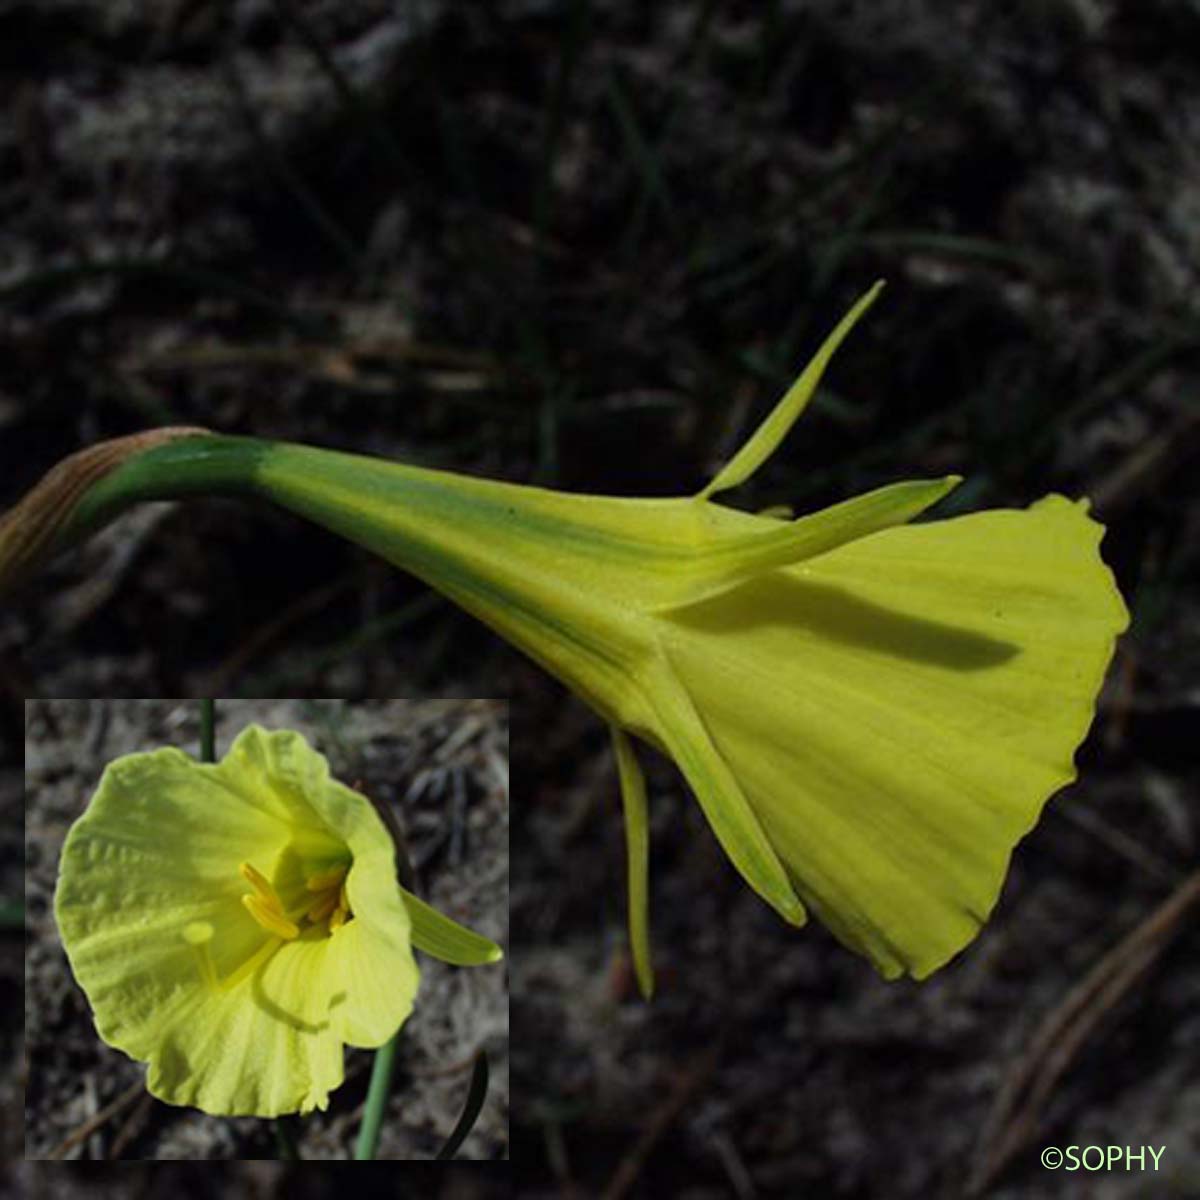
{"left": 239, "top": 860, "right": 351, "bottom": 939}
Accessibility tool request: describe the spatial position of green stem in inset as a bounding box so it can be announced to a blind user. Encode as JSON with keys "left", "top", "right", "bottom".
{"left": 354, "top": 1032, "right": 399, "bottom": 1160}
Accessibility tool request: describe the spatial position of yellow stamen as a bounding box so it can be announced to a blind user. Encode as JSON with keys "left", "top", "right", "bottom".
{"left": 242, "top": 893, "right": 299, "bottom": 939}
{"left": 239, "top": 860, "right": 274, "bottom": 898}
{"left": 239, "top": 861, "right": 289, "bottom": 917}
{"left": 305, "top": 866, "right": 348, "bottom": 892}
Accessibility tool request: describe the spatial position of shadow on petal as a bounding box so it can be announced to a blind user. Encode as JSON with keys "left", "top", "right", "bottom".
{"left": 668, "top": 572, "right": 1018, "bottom": 671}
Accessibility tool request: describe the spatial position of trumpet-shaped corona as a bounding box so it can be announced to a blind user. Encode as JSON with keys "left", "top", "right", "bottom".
{"left": 234, "top": 283, "right": 1127, "bottom": 993}
{"left": 55, "top": 727, "right": 503, "bottom": 1117}
{"left": 43, "top": 282, "right": 1124, "bottom": 1010}
{"left": 55, "top": 727, "right": 421, "bottom": 1116}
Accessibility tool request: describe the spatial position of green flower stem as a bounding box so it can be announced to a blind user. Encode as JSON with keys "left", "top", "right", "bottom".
{"left": 0, "top": 432, "right": 265, "bottom": 596}
{"left": 63, "top": 436, "right": 266, "bottom": 550}
{"left": 354, "top": 1032, "right": 399, "bottom": 1160}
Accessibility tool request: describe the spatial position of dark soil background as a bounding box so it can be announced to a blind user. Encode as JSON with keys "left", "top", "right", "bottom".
{"left": 2, "top": 0, "right": 1197, "bottom": 1192}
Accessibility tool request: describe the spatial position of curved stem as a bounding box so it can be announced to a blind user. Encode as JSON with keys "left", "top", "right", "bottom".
{"left": 65, "top": 435, "right": 267, "bottom": 543}
{"left": 0, "top": 432, "right": 267, "bottom": 596}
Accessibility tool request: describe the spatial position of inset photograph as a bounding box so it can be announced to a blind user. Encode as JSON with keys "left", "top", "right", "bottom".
{"left": 24, "top": 699, "right": 508, "bottom": 1161}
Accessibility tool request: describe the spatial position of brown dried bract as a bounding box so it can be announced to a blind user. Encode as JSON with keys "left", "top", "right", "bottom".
{"left": 0, "top": 427, "right": 210, "bottom": 595}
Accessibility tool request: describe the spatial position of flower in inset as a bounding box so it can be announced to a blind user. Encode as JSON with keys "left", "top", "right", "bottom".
{"left": 237, "top": 284, "right": 1126, "bottom": 990}
{"left": 54, "top": 725, "right": 495, "bottom": 1117}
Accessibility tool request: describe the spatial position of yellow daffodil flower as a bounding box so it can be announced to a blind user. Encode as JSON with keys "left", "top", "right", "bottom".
{"left": 27, "top": 281, "right": 1127, "bottom": 1000}
{"left": 234, "top": 284, "right": 1127, "bottom": 990}
{"left": 55, "top": 724, "right": 501, "bottom": 1117}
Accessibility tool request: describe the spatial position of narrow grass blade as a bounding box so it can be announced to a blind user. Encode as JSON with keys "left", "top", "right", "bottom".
{"left": 434, "top": 1050, "right": 489, "bottom": 1160}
